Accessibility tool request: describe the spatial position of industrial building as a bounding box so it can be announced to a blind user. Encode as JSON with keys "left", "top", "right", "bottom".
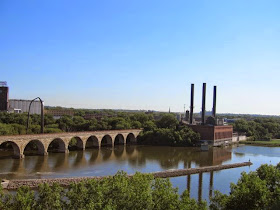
{"left": 186, "top": 83, "right": 233, "bottom": 146}
{"left": 0, "top": 81, "right": 9, "bottom": 111}
{"left": 8, "top": 99, "right": 43, "bottom": 115}
{"left": 0, "top": 81, "right": 43, "bottom": 114}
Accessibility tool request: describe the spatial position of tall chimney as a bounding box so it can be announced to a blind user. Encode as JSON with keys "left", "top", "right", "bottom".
{"left": 190, "top": 84, "right": 194, "bottom": 124}
{"left": 212, "top": 86, "right": 217, "bottom": 118}
{"left": 202, "top": 83, "right": 206, "bottom": 125}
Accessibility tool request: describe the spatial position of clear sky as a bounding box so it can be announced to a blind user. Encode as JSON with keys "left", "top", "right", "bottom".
{"left": 1, "top": 0, "right": 280, "bottom": 115}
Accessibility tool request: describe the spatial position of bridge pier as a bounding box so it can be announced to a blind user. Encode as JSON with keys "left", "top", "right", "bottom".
{"left": 187, "top": 175, "right": 191, "bottom": 196}
{"left": 18, "top": 153, "right": 25, "bottom": 159}
{"left": 198, "top": 172, "right": 203, "bottom": 202}
{"left": 209, "top": 171, "right": 214, "bottom": 198}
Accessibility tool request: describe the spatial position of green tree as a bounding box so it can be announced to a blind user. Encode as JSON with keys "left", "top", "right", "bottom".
{"left": 156, "top": 114, "right": 178, "bottom": 129}
{"left": 36, "top": 183, "right": 65, "bottom": 210}
{"left": 233, "top": 119, "right": 249, "bottom": 133}
{"left": 143, "top": 120, "right": 156, "bottom": 132}
{"left": 57, "top": 115, "right": 73, "bottom": 132}
{"left": 151, "top": 178, "right": 180, "bottom": 209}
{"left": 12, "top": 186, "right": 35, "bottom": 210}
{"left": 180, "top": 191, "right": 207, "bottom": 210}
{"left": 210, "top": 171, "right": 271, "bottom": 210}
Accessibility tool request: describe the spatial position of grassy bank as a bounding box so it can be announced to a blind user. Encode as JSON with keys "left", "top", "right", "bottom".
{"left": 240, "top": 139, "right": 280, "bottom": 147}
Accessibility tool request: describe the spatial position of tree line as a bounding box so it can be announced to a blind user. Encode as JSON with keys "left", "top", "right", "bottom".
{"left": 138, "top": 114, "right": 200, "bottom": 146}
{"left": 0, "top": 111, "right": 154, "bottom": 135}
{"left": 233, "top": 118, "right": 280, "bottom": 140}
{"left": 0, "top": 111, "right": 200, "bottom": 146}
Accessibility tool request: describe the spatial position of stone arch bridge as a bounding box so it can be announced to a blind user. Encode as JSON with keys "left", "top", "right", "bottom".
{"left": 0, "top": 129, "right": 142, "bottom": 159}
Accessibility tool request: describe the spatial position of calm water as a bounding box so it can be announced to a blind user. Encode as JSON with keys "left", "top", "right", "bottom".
{"left": 1, "top": 145, "right": 280, "bottom": 202}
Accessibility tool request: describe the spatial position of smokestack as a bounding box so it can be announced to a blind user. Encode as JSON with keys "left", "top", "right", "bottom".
{"left": 202, "top": 83, "right": 206, "bottom": 125}
{"left": 190, "top": 84, "right": 194, "bottom": 124}
{"left": 212, "top": 86, "right": 217, "bottom": 118}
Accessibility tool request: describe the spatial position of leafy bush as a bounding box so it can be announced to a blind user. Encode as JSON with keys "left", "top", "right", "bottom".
{"left": 138, "top": 126, "right": 200, "bottom": 146}
{"left": 0, "top": 171, "right": 205, "bottom": 209}
{"left": 210, "top": 164, "right": 280, "bottom": 210}
{"left": 233, "top": 118, "right": 280, "bottom": 140}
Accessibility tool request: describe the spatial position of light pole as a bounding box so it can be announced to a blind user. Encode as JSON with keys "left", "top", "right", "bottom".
{"left": 26, "top": 97, "right": 44, "bottom": 134}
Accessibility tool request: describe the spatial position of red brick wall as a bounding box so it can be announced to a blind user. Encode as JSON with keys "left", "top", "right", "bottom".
{"left": 189, "top": 125, "right": 215, "bottom": 140}
{"left": 188, "top": 125, "right": 233, "bottom": 141}
{"left": 214, "top": 126, "right": 233, "bottom": 140}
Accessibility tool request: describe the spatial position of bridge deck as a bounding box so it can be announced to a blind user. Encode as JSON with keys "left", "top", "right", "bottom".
{"left": 0, "top": 129, "right": 142, "bottom": 140}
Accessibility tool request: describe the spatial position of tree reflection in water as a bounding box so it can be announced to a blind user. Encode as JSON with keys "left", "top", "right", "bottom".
{"left": 0, "top": 145, "right": 233, "bottom": 180}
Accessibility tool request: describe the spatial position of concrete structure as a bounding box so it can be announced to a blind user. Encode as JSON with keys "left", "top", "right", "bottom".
{"left": 0, "top": 81, "right": 9, "bottom": 111}
{"left": 0, "top": 129, "right": 142, "bottom": 159}
{"left": 232, "top": 133, "right": 247, "bottom": 143}
{"left": 216, "top": 118, "right": 227, "bottom": 126}
{"left": 189, "top": 125, "right": 233, "bottom": 146}
{"left": 9, "top": 99, "right": 43, "bottom": 114}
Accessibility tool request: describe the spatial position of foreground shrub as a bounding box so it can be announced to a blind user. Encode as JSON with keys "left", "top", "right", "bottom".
{"left": 36, "top": 183, "right": 65, "bottom": 210}
{"left": 210, "top": 164, "right": 280, "bottom": 210}
{"left": 0, "top": 171, "right": 205, "bottom": 209}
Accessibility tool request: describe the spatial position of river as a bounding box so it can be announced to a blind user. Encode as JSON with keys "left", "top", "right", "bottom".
{"left": 0, "top": 144, "right": 279, "bottom": 202}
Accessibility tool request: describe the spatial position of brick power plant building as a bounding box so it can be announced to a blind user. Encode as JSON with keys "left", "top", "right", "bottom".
{"left": 187, "top": 83, "right": 233, "bottom": 146}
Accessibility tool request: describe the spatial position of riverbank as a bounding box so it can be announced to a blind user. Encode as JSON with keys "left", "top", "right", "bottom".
{"left": 2, "top": 162, "right": 252, "bottom": 190}
{"left": 240, "top": 139, "right": 280, "bottom": 147}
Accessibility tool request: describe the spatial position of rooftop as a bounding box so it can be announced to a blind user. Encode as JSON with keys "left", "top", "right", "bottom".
{"left": 0, "top": 81, "right": 8, "bottom": 87}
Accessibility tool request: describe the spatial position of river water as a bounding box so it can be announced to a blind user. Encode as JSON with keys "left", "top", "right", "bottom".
{"left": 1, "top": 145, "right": 280, "bottom": 202}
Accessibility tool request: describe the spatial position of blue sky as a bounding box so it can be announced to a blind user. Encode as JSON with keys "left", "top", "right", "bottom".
{"left": 1, "top": 0, "right": 280, "bottom": 115}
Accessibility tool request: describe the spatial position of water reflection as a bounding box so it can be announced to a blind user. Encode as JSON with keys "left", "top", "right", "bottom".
{"left": 0, "top": 145, "right": 233, "bottom": 180}
{"left": 209, "top": 171, "right": 214, "bottom": 198}
{"left": 2, "top": 145, "right": 280, "bottom": 203}
{"left": 114, "top": 146, "right": 125, "bottom": 158}
{"left": 198, "top": 173, "right": 203, "bottom": 202}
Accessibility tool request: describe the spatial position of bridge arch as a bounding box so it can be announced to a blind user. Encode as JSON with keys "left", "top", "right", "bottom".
{"left": 47, "top": 138, "right": 66, "bottom": 153}
{"left": 114, "top": 134, "right": 125, "bottom": 146}
{"left": 68, "top": 136, "right": 84, "bottom": 150}
{"left": 101, "top": 135, "right": 113, "bottom": 147}
{"left": 126, "top": 133, "right": 136, "bottom": 144}
{"left": 0, "top": 141, "right": 22, "bottom": 158}
{"left": 23, "top": 140, "right": 46, "bottom": 156}
{"left": 86, "top": 136, "right": 99, "bottom": 148}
